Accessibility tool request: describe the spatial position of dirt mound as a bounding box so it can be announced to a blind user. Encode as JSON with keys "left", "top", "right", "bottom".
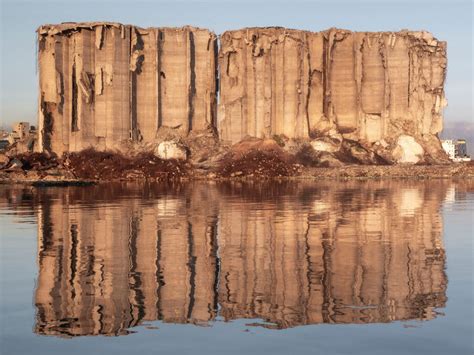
{"left": 217, "top": 139, "right": 301, "bottom": 178}
{"left": 66, "top": 149, "right": 188, "bottom": 180}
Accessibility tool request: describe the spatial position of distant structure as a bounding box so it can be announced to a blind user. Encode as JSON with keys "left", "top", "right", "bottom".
{"left": 0, "top": 139, "right": 9, "bottom": 151}
{"left": 0, "top": 122, "right": 37, "bottom": 152}
{"left": 8, "top": 122, "right": 31, "bottom": 144}
{"left": 456, "top": 139, "right": 469, "bottom": 158}
{"left": 442, "top": 140, "right": 455, "bottom": 159}
{"left": 0, "top": 129, "right": 9, "bottom": 151}
{"left": 441, "top": 139, "right": 471, "bottom": 162}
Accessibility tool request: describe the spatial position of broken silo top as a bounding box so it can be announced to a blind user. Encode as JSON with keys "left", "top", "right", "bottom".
{"left": 37, "top": 22, "right": 218, "bottom": 153}
{"left": 36, "top": 23, "right": 448, "bottom": 164}
{"left": 218, "top": 27, "right": 447, "bottom": 145}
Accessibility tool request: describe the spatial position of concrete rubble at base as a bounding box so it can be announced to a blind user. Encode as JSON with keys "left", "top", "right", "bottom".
{"left": 36, "top": 22, "right": 450, "bottom": 165}
{"left": 393, "top": 135, "right": 425, "bottom": 164}
{"left": 155, "top": 140, "right": 187, "bottom": 160}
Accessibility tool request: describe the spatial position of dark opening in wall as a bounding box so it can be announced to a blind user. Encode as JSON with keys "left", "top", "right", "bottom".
{"left": 71, "top": 63, "right": 79, "bottom": 132}
{"left": 41, "top": 101, "right": 54, "bottom": 152}
{"left": 188, "top": 31, "right": 196, "bottom": 131}
{"left": 157, "top": 30, "right": 163, "bottom": 128}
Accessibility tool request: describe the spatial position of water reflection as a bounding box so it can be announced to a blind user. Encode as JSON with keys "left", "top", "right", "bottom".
{"left": 1, "top": 181, "right": 453, "bottom": 336}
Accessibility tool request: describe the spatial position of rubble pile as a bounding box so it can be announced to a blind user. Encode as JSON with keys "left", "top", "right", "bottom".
{"left": 0, "top": 139, "right": 472, "bottom": 183}
{"left": 217, "top": 139, "right": 301, "bottom": 178}
{"left": 66, "top": 149, "right": 188, "bottom": 180}
{"left": 0, "top": 152, "right": 59, "bottom": 172}
{"left": 0, "top": 149, "right": 188, "bottom": 183}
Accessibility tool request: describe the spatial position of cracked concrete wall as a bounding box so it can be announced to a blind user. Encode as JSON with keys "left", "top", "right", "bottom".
{"left": 219, "top": 28, "right": 311, "bottom": 142}
{"left": 37, "top": 23, "right": 447, "bottom": 154}
{"left": 37, "top": 23, "right": 217, "bottom": 154}
{"left": 218, "top": 27, "right": 447, "bottom": 144}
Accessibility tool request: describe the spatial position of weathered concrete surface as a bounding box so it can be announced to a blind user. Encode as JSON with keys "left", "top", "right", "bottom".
{"left": 218, "top": 27, "right": 447, "bottom": 158}
{"left": 37, "top": 22, "right": 217, "bottom": 154}
{"left": 37, "top": 23, "right": 448, "bottom": 164}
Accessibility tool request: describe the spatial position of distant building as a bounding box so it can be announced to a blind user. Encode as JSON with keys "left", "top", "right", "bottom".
{"left": 11, "top": 122, "right": 30, "bottom": 140}
{"left": 8, "top": 122, "right": 36, "bottom": 142}
{"left": 442, "top": 139, "right": 471, "bottom": 162}
{"left": 441, "top": 140, "right": 455, "bottom": 160}
{"left": 455, "top": 139, "right": 468, "bottom": 158}
{"left": 2, "top": 122, "right": 36, "bottom": 152}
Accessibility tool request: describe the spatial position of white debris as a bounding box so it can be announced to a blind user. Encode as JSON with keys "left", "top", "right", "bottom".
{"left": 393, "top": 135, "right": 424, "bottom": 164}
{"left": 155, "top": 141, "right": 187, "bottom": 160}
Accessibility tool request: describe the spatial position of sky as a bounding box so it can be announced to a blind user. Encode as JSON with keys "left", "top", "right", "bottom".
{"left": 0, "top": 0, "right": 472, "bottom": 133}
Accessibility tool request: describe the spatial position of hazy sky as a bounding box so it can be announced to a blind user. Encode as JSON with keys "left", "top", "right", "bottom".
{"left": 0, "top": 0, "right": 472, "bottom": 129}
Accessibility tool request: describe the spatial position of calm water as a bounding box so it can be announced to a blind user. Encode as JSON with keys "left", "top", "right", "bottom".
{"left": 0, "top": 180, "right": 472, "bottom": 355}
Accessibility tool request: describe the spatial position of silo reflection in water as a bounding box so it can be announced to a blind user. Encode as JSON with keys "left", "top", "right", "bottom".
{"left": 32, "top": 181, "right": 447, "bottom": 336}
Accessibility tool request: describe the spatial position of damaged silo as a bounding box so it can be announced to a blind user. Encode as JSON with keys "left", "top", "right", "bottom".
{"left": 218, "top": 27, "right": 447, "bottom": 149}
{"left": 37, "top": 22, "right": 217, "bottom": 154}
{"left": 36, "top": 23, "right": 448, "bottom": 164}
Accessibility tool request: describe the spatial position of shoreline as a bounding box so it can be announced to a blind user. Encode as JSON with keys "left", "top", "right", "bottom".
{"left": 1, "top": 164, "right": 473, "bottom": 186}
{"left": 1, "top": 141, "right": 472, "bottom": 186}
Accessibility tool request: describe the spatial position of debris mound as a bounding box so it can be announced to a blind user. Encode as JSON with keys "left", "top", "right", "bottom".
{"left": 217, "top": 139, "right": 301, "bottom": 178}
{"left": 66, "top": 149, "right": 188, "bottom": 180}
